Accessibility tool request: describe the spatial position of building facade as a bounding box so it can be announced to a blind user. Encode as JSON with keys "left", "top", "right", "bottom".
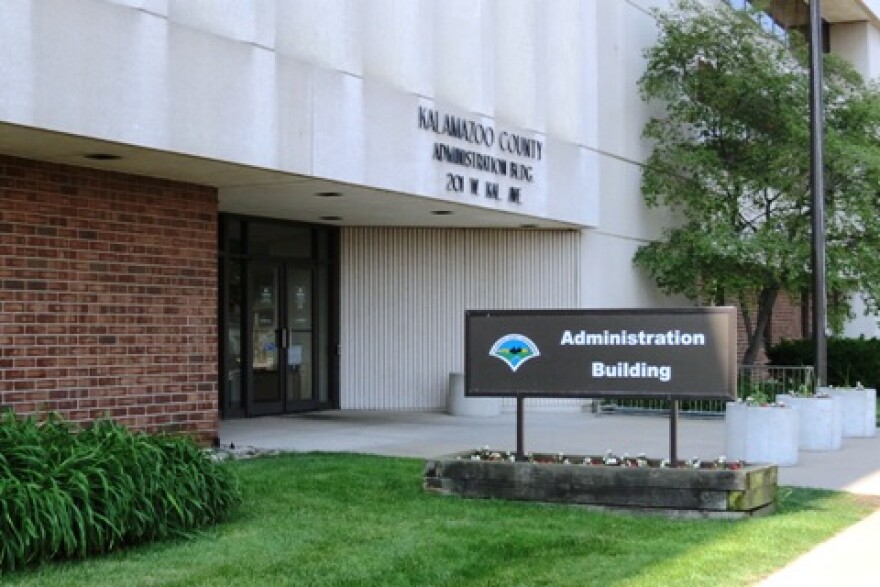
{"left": 2, "top": 0, "right": 879, "bottom": 442}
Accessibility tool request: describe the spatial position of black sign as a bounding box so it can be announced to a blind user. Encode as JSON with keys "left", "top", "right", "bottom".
{"left": 465, "top": 308, "right": 737, "bottom": 400}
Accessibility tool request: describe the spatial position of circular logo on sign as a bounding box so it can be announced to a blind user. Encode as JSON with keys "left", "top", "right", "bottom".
{"left": 489, "top": 334, "right": 540, "bottom": 372}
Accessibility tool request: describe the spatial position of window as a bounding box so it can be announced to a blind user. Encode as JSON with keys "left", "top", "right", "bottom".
{"left": 727, "top": 0, "right": 829, "bottom": 51}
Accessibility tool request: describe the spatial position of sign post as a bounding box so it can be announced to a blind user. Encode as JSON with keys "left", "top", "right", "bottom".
{"left": 670, "top": 399, "right": 679, "bottom": 465}
{"left": 466, "top": 308, "right": 737, "bottom": 462}
{"left": 516, "top": 394, "right": 525, "bottom": 462}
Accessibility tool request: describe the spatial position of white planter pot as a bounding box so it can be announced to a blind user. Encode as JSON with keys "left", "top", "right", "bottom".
{"left": 725, "top": 402, "right": 799, "bottom": 466}
{"left": 447, "top": 372, "right": 501, "bottom": 417}
{"left": 776, "top": 394, "right": 842, "bottom": 451}
{"left": 821, "top": 387, "right": 877, "bottom": 438}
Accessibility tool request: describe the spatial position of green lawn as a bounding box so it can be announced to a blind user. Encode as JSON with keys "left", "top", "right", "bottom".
{"left": 4, "top": 453, "right": 877, "bottom": 586}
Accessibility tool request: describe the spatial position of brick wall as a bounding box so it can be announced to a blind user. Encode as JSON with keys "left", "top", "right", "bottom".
{"left": 0, "top": 156, "right": 219, "bottom": 443}
{"left": 736, "top": 292, "right": 807, "bottom": 363}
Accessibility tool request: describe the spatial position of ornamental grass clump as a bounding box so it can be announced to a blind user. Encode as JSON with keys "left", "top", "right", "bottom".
{"left": 0, "top": 411, "right": 241, "bottom": 572}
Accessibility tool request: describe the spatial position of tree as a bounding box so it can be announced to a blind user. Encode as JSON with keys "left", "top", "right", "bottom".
{"left": 634, "top": 0, "right": 880, "bottom": 364}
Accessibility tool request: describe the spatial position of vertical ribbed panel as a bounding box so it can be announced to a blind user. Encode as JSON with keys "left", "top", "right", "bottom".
{"left": 340, "top": 228, "right": 581, "bottom": 410}
{"left": 462, "top": 230, "right": 584, "bottom": 412}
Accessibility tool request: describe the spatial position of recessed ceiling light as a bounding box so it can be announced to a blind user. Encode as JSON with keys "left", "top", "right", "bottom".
{"left": 84, "top": 153, "right": 121, "bottom": 161}
{"left": 431, "top": 210, "right": 453, "bottom": 215}
{"left": 320, "top": 216, "right": 342, "bottom": 221}
{"left": 316, "top": 191, "right": 342, "bottom": 198}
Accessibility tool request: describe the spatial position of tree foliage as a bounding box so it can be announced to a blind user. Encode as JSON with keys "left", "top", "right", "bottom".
{"left": 635, "top": 0, "right": 880, "bottom": 364}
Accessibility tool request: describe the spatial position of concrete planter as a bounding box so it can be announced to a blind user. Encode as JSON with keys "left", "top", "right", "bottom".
{"left": 446, "top": 372, "right": 501, "bottom": 417}
{"left": 821, "top": 387, "right": 877, "bottom": 438}
{"left": 775, "top": 394, "right": 842, "bottom": 451}
{"left": 724, "top": 402, "right": 799, "bottom": 466}
{"left": 423, "top": 452, "right": 777, "bottom": 518}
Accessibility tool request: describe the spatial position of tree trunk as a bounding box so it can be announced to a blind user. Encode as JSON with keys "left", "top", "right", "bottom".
{"left": 741, "top": 286, "right": 779, "bottom": 365}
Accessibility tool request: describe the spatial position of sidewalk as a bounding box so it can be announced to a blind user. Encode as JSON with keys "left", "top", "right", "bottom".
{"left": 757, "top": 510, "right": 880, "bottom": 586}
{"left": 220, "top": 410, "right": 880, "bottom": 494}
{"left": 220, "top": 410, "right": 880, "bottom": 586}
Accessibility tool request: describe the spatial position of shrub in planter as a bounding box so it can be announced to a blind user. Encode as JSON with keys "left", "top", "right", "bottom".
{"left": 0, "top": 411, "right": 241, "bottom": 572}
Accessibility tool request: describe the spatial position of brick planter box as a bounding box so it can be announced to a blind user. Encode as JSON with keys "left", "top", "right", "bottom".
{"left": 423, "top": 452, "right": 777, "bottom": 518}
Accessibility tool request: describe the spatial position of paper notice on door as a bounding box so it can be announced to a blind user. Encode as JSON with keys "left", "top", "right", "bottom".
{"left": 288, "top": 345, "right": 303, "bottom": 366}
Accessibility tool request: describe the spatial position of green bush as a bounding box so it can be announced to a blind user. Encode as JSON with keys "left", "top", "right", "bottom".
{"left": 766, "top": 337, "right": 880, "bottom": 390}
{"left": 0, "top": 412, "right": 241, "bottom": 572}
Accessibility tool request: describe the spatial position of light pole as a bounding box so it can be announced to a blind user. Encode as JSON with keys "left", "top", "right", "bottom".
{"left": 809, "top": 0, "right": 828, "bottom": 385}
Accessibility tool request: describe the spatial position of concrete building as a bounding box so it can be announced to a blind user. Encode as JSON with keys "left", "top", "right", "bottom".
{"left": 1, "top": 0, "right": 879, "bottom": 442}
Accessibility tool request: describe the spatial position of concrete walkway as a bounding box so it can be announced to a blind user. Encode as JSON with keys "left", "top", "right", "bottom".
{"left": 220, "top": 410, "right": 880, "bottom": 585}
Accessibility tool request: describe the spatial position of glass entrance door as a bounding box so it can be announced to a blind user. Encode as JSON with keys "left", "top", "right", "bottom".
{"left": 250, "top": 263, "right": 282, "bottom": 415}
{"left": 247, "top": 262, "right": 320, "bottom": 415}
{"left": 284, "top": 265, "right": 320, "bottom": 410}
{"left": 219, "top": 216, "right": 337, "bottom": 419}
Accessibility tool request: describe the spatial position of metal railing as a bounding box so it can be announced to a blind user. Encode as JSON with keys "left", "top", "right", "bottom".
{"left": 595, "top": 365, "right": 815, "bottom": 417}
{"left": 738, "top": 364, "right": 815, "bottom": 398}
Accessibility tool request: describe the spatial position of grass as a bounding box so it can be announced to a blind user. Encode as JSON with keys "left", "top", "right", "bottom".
{"left": 3, "top": 453, "right": 877, "bottom": 586}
